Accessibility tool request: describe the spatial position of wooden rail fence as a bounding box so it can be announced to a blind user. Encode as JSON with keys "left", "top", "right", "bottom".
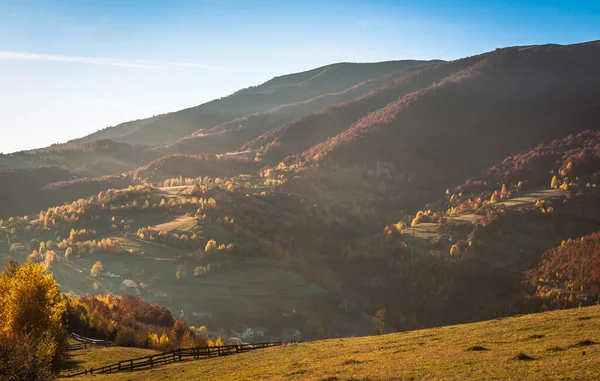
{"left": 66, "top": 341, "right": 298, "bottom": 377}
{"left": 68, "top": 342, "right": 88, "bottom": 351}
{"left": 71, "top": 332, "right": 113, "bottom": 347}
{"left": 68, "top": 333, "right": 113, "bottom": 351}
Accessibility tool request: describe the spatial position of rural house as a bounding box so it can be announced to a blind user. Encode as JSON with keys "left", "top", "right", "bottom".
{"left": 239, "top": 326, "right": 266, "bottom": 339}
{"left": 120, "top": 279, "right": 141, "bottom": 295}
{"left": 251, "top": 327, "right": 266, "bottom": 337}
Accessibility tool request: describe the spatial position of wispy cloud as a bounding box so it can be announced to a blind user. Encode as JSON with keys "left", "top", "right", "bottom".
{"left": 0, "top": 51, "right": 221, "bottom": 70}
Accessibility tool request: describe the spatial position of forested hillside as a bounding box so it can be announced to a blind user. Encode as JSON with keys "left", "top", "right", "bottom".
{"left": 2, "top": 41, "right": 600, "bottom": 353}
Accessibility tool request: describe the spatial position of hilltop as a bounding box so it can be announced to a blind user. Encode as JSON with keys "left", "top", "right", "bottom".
{"left": 59, "top": 60, "right": 434, "bottom": 148}
{"left": 67, "top": 305, "right": 600, "bottom": 380}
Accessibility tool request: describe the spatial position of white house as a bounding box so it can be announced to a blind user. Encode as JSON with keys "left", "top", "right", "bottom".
{"left": 240, "top": 327, "right": 266, "bottom": 339}
{"left": 241, "top": 327, "right": 255, "bottom": 339}
{"left": 252, "top": 327, "right": 266, "bottom": 337}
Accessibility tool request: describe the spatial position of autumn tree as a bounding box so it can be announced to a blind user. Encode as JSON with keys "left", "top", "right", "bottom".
{"left": 204, "top": 239, "right": 217, "bottom": 254}
{"left": 91, "top": 261, "right": 103, "bottom": 277}
{"left": 0, "top": 260, "right": 68, "bottom": 379}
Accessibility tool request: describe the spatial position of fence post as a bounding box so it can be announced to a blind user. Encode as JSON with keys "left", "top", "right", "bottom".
{"left": 178, "top": 348, "right": 182, "bottom": 361}
{"left": 150, "top": 356, "right": 154, "bottom": 367}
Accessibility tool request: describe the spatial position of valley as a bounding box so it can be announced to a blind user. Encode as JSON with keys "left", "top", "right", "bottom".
{"left": 1, "top": 40, "right": 600, "bottom": 379}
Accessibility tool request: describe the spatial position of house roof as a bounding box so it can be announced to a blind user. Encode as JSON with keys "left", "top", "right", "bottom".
{"left": 251, "top": 326, "right": 266, "bottom": 332}
{"left": 282, "top": 328, "right": 300, "bottom": 336}
{"left": 121, "top": 279, "right": 138, "bottom": 288}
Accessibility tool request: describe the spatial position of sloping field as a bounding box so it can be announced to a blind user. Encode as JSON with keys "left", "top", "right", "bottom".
{"left": 405, "top": 188, "right": 565, "bottom": 241}
{"left": 87, "top": 305, "right": 599, "bottom": 380}
{"left": 61, "top": 346, "right": 157, "bottom": 377}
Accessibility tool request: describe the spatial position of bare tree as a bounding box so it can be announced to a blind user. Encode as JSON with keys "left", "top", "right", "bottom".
{"left": 372, "top": 308, "right": 386, "bottom": 335}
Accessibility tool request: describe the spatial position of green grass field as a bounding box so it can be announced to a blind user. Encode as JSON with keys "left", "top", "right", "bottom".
{"left": 68, "top": 305, "right": 600, "bottom": 380}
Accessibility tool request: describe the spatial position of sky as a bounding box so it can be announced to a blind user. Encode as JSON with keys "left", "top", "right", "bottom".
{"left": 1, "top": 0, "right": 599, "bottom": 153}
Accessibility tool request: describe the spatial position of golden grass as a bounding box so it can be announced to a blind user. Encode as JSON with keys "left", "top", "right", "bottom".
{"left": 60, "top": 346, "right": 157, "bottom": 377}
{"left": 68, "top": 305, "right": 600, "bottom": 380}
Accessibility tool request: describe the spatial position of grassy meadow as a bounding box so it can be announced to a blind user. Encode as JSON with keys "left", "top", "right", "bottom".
{"left": 64, "top": 305, "right": 600, "bottom": 380}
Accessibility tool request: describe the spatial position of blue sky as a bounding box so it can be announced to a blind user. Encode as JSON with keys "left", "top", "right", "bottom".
{"left": 1, "top": 0, "right": 599, "bottom": 153}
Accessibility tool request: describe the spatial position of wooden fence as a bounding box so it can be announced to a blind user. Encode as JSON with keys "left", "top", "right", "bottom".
{"left": 65, "top": 341, "right": 297, "bottom": 377}
{"left": 67, "top": 342, "right": 88, "bottom": 351}
{"left": 71, "top": 332, "right": 113, "bottom": 347}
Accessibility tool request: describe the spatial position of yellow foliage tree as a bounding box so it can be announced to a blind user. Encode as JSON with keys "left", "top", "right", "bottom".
{"left": 0, "top": 260, "right": 68, "bottom": 378}
{"left": 205, "top": 239, "right": 217, "bottom": 253}
{"left": 159, "top": 331, "right": 170, "bottom": 345}
{"left": 91, "top": 261, "right": 103, "bottom": 277}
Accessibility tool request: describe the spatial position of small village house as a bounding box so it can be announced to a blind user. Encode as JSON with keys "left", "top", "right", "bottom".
{"left": 120, "top": 279, "right": 141, "bottom": 295}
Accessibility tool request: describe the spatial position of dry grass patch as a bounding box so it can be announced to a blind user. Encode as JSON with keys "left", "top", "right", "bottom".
{"left": 60, "top": 346, "right": 157, "bottom": 377}
{"left": 68, "top": 306, "right": 600, "bottom": 380}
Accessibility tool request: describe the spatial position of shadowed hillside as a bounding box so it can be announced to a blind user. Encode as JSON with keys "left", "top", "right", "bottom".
{"left": 0, "top": 166, "right": 77, "bottom": 218}
{"left": 282, "top": 42, "right": 600, "bottom": 214}
{"left": 242, "top": 58, "right": 473, "bottom": 164}
{"left": 0, "top": 169, "right": 132, "bottom": 219}
{"left": 0, "top": 139, "right": 152, "bottom": 177}
{"left": 133, "top": 154, "right": 261, "bottom": 183}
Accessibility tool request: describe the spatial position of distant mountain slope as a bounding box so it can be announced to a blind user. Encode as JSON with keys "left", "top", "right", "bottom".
{"left": 285, "top": 42, "right": 600, "bottom": 210}
{"left": 0, "top": 139, "right": 152, "bottom": 177}
{"left": 151, "top": 65, "right": 433, "bottom": 157}
{"left": 61, "top": 118, "right": 161, "bottom": 148}
{"left": 68, "top": 61, "right": 433, "bottom": 147}
{"left": 242, "top": 58, "right": 472, "bottom": 164}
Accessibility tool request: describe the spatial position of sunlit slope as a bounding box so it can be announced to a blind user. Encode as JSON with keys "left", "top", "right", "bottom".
{"left": 83, "top": 305, "right": 600, "bottom": 381}
{"left": 68, "top": 61, "right": 431, "bottom": 147}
